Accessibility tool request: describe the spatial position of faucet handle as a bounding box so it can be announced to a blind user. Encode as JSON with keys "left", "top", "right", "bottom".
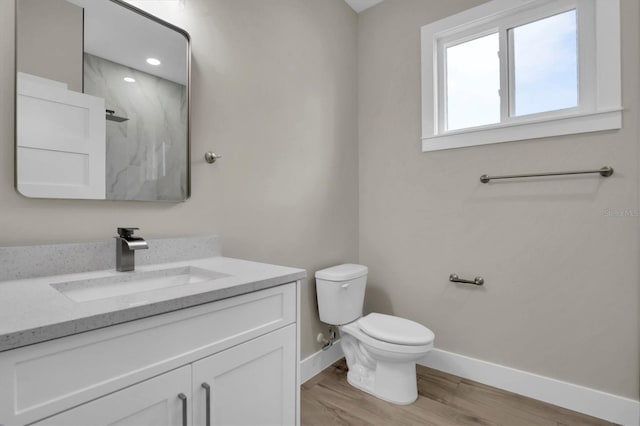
{"left": 117, "top": 227, "right": 139, "bottom": 238}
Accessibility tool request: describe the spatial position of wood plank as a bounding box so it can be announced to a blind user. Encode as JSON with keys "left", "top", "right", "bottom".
{"left": 301, "top": 388, "right": 370, "bottom": 426}
{"left": 301, "top": 359, "right": 617, "bottom": 426}
{"left": 453, "top": 379, "right": 613, "bottom": 426}
{"left": 417, "top": 364, "right": 461, "bottom": 405}
{"left": 304, "top": 361, "right": 492, "bottom": 426}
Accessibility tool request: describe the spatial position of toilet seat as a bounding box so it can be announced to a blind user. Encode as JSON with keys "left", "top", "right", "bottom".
{"left": 341, "top": 320, "right": 433, "bottom": 355}
{"left": 358, "top": 313, "right": 434, "bottom": 346}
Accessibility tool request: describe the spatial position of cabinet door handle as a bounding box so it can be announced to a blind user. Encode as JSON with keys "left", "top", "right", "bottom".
{"left": 201, "top": 382, "right": 211, "bottom": 426}
{"left": 178, "top": 393, "right": 187, "bottom": 426}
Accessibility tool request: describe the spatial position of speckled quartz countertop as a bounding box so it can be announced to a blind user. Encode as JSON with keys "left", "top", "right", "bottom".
{"left": 0, "top": 238, "right": 306, "bottom": 353}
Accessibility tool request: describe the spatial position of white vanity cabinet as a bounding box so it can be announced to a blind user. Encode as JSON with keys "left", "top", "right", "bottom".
{"left": 0, "top": 282, "right": 300, "bottom": 426}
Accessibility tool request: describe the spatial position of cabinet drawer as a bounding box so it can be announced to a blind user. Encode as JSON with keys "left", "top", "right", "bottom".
{"left": 0, "top": 283, "right": 295, "bottom": 425}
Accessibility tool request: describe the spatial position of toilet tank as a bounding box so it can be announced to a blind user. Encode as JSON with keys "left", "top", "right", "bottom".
{"left": 315, "top": 264, "right": 368, "bottom": 325}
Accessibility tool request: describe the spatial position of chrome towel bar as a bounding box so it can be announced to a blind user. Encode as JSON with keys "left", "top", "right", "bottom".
{"left": 480, "top": 166, "right": 613, "bottom": 184}
{"left": 449, "top": 274, "right": 484, "bottom": 286}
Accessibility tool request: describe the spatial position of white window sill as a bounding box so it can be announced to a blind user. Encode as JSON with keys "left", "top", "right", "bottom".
{"left": 421, "top": 108, "right": 622, "bottom": 152}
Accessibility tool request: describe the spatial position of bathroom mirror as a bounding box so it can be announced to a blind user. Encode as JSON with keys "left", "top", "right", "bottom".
{"left": 15, "top": 0, "right": 190, "bottom": 201}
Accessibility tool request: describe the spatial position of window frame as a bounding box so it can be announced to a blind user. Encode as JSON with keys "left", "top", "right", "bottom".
{"left": 421, "top": 0, "right": 621, "bottom": 152}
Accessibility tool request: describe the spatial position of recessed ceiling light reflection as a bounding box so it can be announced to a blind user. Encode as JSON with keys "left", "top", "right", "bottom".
{"left": 146, "top": 58, "right": 161, "bottom": 66}
{"left": 123, "top": 77, "right": 136, "bottom": 83}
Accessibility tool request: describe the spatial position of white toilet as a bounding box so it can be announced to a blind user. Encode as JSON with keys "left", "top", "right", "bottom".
{"left": 315, "top": 264, "right": 434, "bottom": 405}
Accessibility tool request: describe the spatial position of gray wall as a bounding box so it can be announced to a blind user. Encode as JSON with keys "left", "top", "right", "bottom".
{"left": 358, "top": 0, "right": 639, "bottom": 398}
{"left": 16, "top": 0, "right": 83, "bottom": 92}
{"left": 0, "top": 0, "right": 358, "bottom": 359}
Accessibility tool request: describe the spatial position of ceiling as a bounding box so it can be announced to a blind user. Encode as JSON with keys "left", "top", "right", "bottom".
{"left": 62, "top": 0, "right": 379, "bottom": 85}
{"left": 344, "top": 0, "right": 384, "bottom": 13}
{"left": 66, "top": 0, "right": 188, "bottom": 85}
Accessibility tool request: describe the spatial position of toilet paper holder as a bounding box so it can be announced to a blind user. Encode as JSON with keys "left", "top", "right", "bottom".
{"left": 449, "top": 273, "right": 484, "bottom": 286}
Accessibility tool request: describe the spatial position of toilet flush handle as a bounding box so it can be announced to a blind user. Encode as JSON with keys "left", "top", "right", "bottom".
{"left": 341, "top": 283, "right": 350, "bottom": 289}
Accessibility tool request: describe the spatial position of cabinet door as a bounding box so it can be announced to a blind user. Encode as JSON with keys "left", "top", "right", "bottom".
{"left": 192, "top": 325, "right": 296, "bottom": 426}
{"left": 34, "top": 366, "right": 191, "bottom": 426}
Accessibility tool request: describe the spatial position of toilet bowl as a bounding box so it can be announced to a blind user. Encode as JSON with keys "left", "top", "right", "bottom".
{"left": 340, "top": 313, "right": 434, "bottom": 404}
{"left": 315, "top": 264, "right": 435, "bottom": 405}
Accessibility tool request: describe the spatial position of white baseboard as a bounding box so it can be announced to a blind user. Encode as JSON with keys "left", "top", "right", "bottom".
{"left": 420, "top": 348, "right": 640, "bottom": 425}
{"left": 300, "top": 339, "right": 344, "bottom": 384}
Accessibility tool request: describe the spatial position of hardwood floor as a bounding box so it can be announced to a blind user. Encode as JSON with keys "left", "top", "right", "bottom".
{"left": 301, "top": 359, "right": 616, "bottom": 426}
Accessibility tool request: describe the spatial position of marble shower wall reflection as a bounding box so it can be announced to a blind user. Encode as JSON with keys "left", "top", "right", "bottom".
{"left": 84, "top": 53, "right": 187, "bottom": 201}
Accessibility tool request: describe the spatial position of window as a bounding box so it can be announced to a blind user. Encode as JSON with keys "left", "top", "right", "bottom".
{"left": 421, "top": 0, "right": 621, "bottom": 151}
{"left": 446, "top": 32, "right": 500, "bottom": 130}
{"left": 511, "top": 10, "right": 578, "bottom": 117}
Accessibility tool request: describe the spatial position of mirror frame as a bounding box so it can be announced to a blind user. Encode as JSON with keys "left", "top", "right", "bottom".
{"left": 14, "top": 0, "right": 192, "bottom": 202}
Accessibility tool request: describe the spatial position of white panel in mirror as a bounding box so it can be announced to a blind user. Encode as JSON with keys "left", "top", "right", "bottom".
{"left": 17, "top": 72, "right": 106, "bottom": 199}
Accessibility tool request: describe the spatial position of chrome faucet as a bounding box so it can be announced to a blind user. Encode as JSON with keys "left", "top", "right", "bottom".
{"left": 115, "top": 227, "right": 149, "bottom": 272}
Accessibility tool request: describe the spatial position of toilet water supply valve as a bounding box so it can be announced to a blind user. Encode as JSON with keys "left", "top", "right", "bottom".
{"left": 317, "top": 326, "right": 337, "bottom": 350}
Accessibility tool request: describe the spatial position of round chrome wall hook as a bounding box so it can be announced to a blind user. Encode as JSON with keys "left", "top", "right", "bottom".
{"left": 204, "top": 152, "right": 222, "bottom": 164}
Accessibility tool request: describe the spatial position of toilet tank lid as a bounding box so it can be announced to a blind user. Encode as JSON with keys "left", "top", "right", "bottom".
{"left": 359, "top": 313, "right": 434, "bottom": 346}
{"left": 315, "top": 264, "right": 368, "bottom": 281}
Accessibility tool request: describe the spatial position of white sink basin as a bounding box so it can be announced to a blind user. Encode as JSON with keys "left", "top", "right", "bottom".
{"left": 51, "top": 266, "right": 230, "bottom": 303}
